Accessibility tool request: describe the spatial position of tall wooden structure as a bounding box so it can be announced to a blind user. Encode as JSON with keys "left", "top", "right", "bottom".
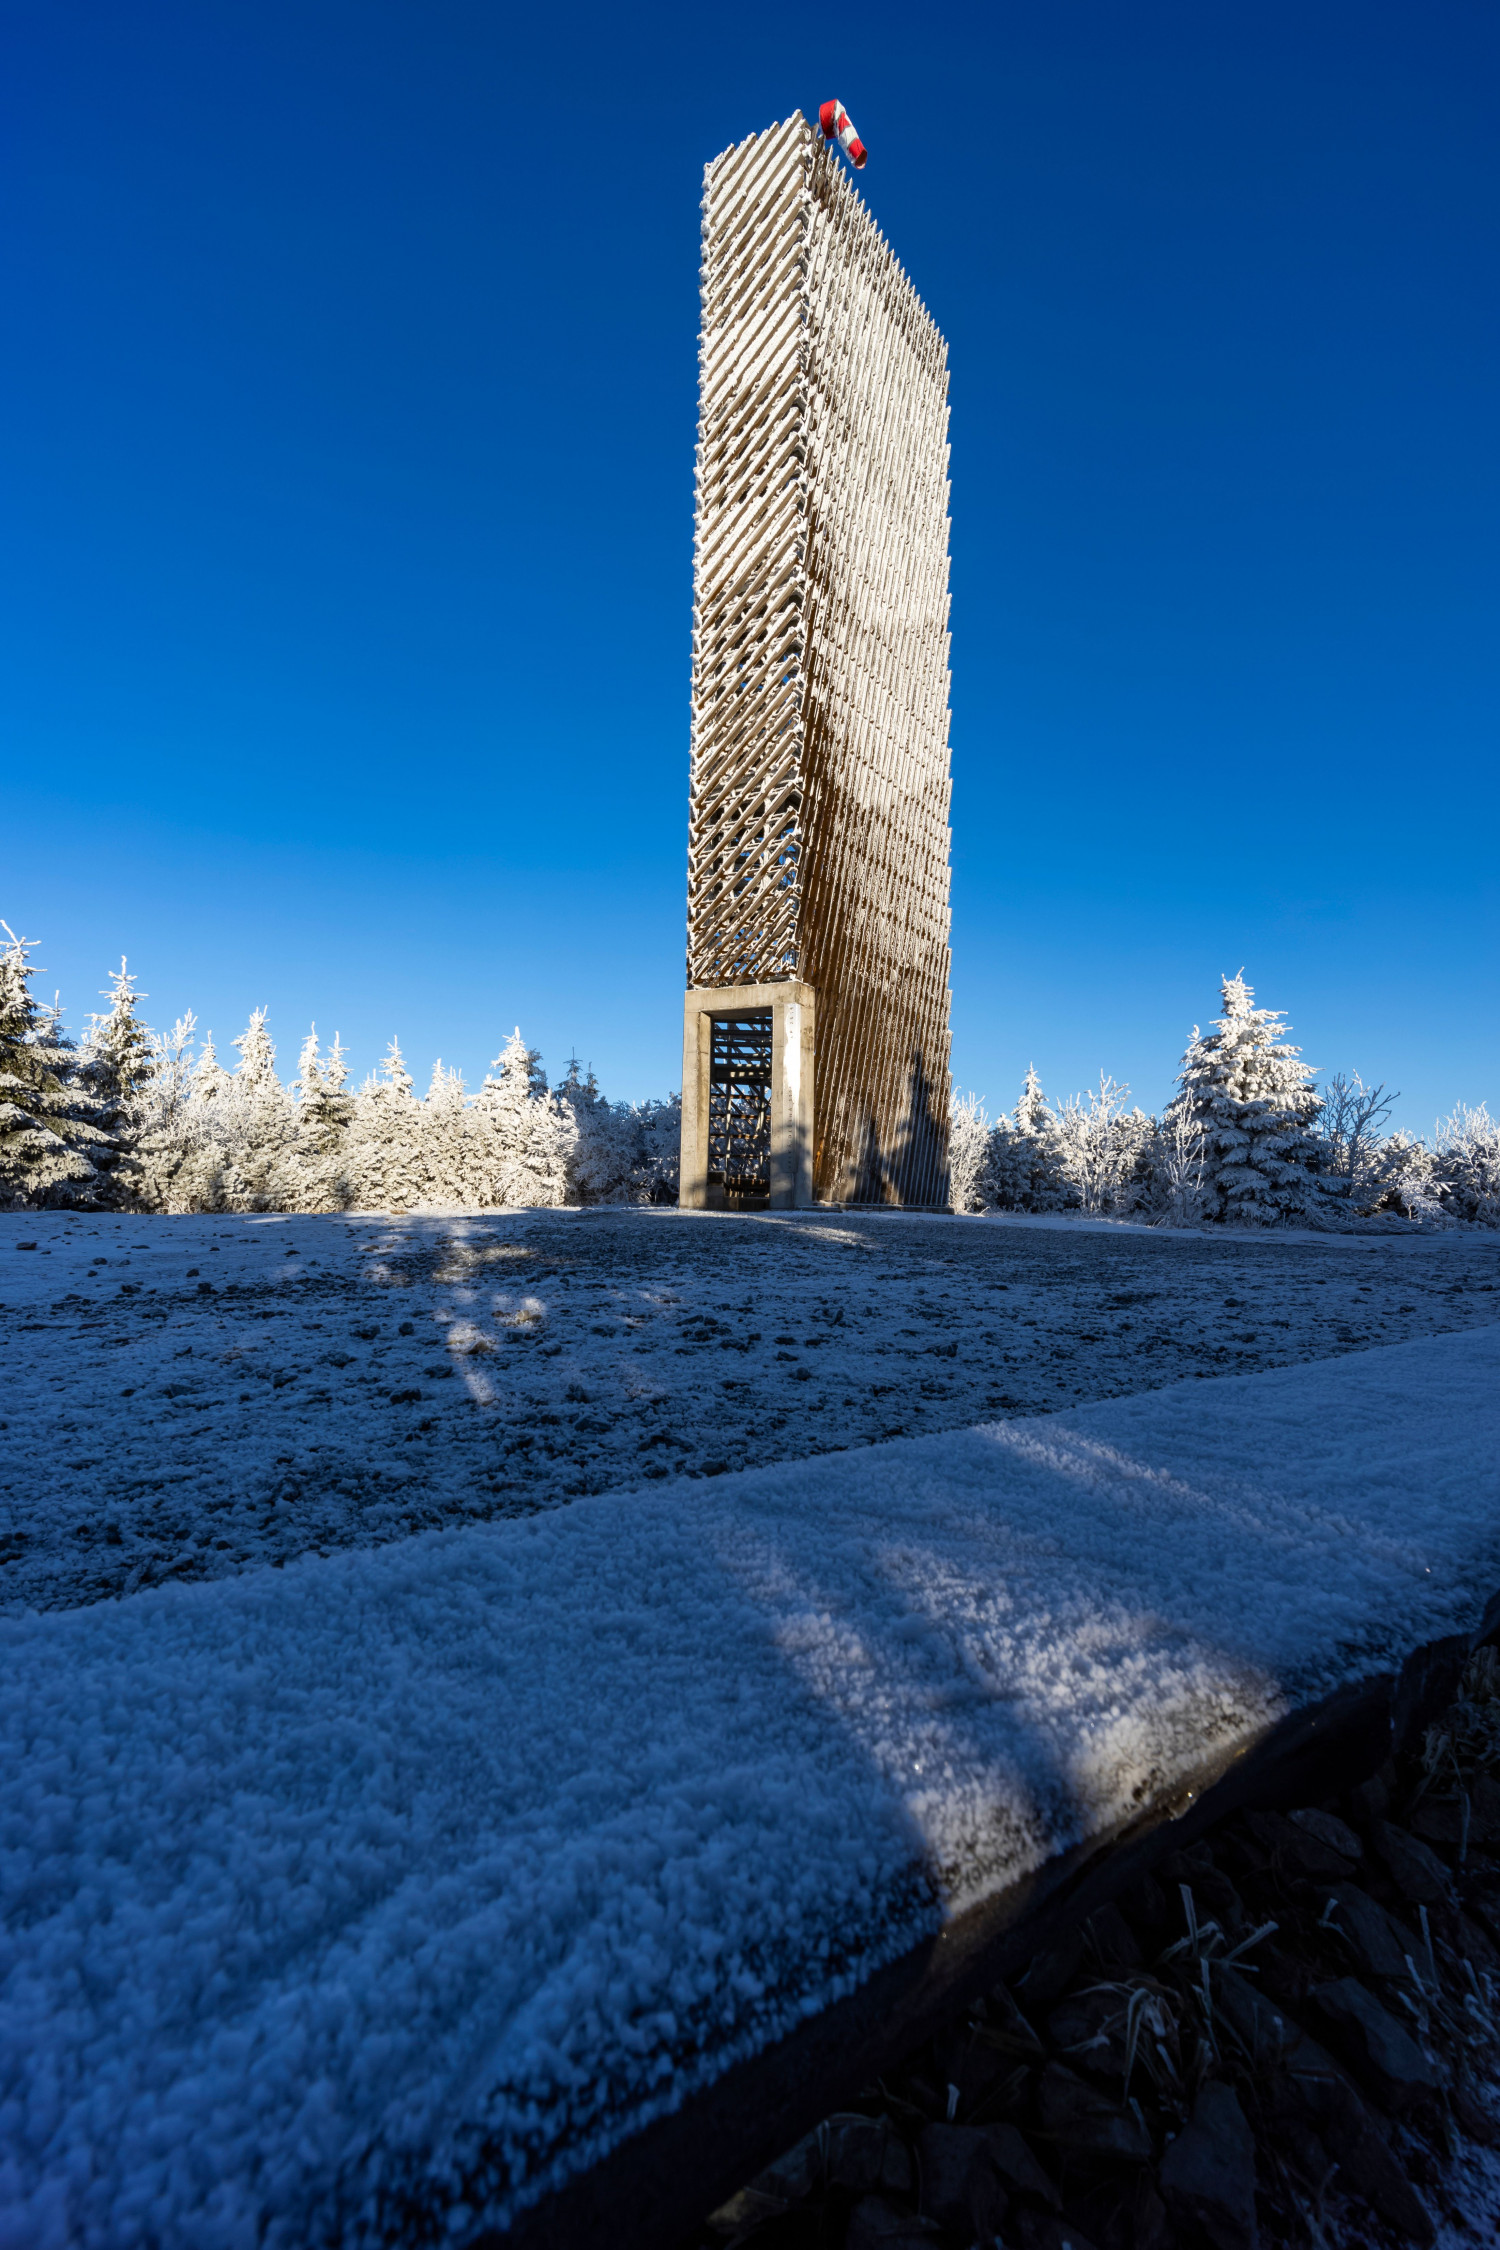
{"left": 679, "top": 113, "right": 953, "bottom": 1211}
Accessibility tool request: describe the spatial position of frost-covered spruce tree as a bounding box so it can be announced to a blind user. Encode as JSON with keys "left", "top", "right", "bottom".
{"left": 78, "top": 960, "right": 157, "bottom": 1205}
{"left": 201, "top": 1006, "right": 296, "bottom": 1210}
{"left": 344, "top": 1039, "right": 428, "bottom": 1211}
{"left": 296, "top": 1028, "right": 353, "bottom": 1146}
{"left": 558, "top": 1056, "right": 641, "bottom": 1203}
{"left": 157, "top": 1029, "right": 237, "bottom": 1210}
{"left": 472, "top": 1029, "right": 574, "bottom": 1208}
{"left": 631, "top": 1093, "right": 682, "bottom": 1203}
{"left": 1170, "top": 972, "right": 1322, "bottom": 1225}
{"left": 1014, "top": 1064, "right": 1049, "bottom": 1139}
{"left": 420, "top": 1059, "right": 478, "bottom": 1207}
{"left": 191, "top": 1032, "right": 231, "bottom": 1105}
{"left": 981, "top": 1066, "right": 1074, "bottom": 1212}
{"left": 288, "top": 1028, "right": 355, "bottom": 1209}
{"left": 0, "top": 925, "right": 109, "bottom": 1207}
{"left": 131, "top": 1012, "right": 199, "bottom": 1211}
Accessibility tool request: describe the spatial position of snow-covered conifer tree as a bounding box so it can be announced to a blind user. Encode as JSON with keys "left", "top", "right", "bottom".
{"left": 421, "top": 1060, "right": 477, "bottom": 1206}
{"left": 154, "top": 1029, "right": 234, "bottom": 1208}
{"left": 297, "top": 1028, "right": 323, "bottom": 1112}
{"left": 206, "top": 1007, "right": 295, "bottom": 1209}
{"left": 981, "top": 1066, "right": 1073, "bottom": 1212}
{"left": 631, "top": 1093, "right": 682, "bottom": 1203}
{"left": 558, "top": 1055, "right": 640, "bottom": 1202}
{"left": 0, "top": 926, "right": 109, "bottom": 1206}
{"left": 1169, "top": 972, "right": 1322, "bottom": 1224}
{"left": 1014, "top": 1065, "right": 1050, "bottom": 1139}
{"left": 344, "top": 1039, "right": 428, "bottom": 1211}
{"left": 381, "top": 1039, "right": 413, "bottom": 1097}
{"left": 131, "top": 1012, "right": 198, "bottom": 1210}
{"left": 78, "top": 960, "right": 157, "bottom": 1204}
{"left": 285, "top": 1028, "right": 355, "bottom": 1208}
{"left": 295, "top": 1028, "right": 354, "bottom": 1147}
{"left": 472, "top": 1028, "right": 574, "bottom": 1207}
{"left": 231, "top": 1008, "right": 278, "bottom": 1090}
{"left": 190, "top": 1033, "right": 231, "bottom": 1105}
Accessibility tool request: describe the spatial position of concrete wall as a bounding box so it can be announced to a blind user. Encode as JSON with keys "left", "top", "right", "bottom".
{"left": 680, "top": 981, "right": 816, "bottom": 1210}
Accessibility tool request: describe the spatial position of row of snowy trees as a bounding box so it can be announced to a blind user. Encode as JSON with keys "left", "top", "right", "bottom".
{"left": 4, "top": 932, "right": 1493, "bottom": 1227}
{"left": 0, "top": 926, "right": 679, "bottom": 1214}
{"left": 949, "top": 972, "right": 1499, "bottom": 1229}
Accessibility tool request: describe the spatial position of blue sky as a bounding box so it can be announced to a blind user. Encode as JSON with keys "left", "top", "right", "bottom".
{"left": 4, "top": 0, "right": 1496, "bottom": 1129}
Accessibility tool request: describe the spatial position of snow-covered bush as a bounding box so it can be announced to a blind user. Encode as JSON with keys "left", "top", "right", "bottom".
{"left": 1051, "top": 1075, "right": 1155, "bottom": 1218}
{"left": 947, "top": 1090, "right": 991, "bottom": 1214}
{"left": 963, "top": 1067, "right": 1151, "bottom": 1219}
{"left": 558, "top": 1061, "right": 681, "bottom": 1205}
{"left": 1316, "top": 1071, "right": 1396, "bottom": 1209}
{"left": 1358, "top": 1130, "right": 1445, "bottom": 1224}
{"left": 1433, "top": 1103, "right": 1500, "bottom": 1226}
{"left": 632, "top": 1094, "right": 682, "bottom": 1204}
{"left": 1170, "top": 972, "right": 1323, "bottom": 1225}
{"left": 1141, "top": 1105, "right": 1209, "bottom": 1228}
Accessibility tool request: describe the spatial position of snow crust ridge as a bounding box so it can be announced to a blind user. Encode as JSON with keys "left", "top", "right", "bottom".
{"left": 2, "top": 1326, "right": 1498, "bottom": 2247}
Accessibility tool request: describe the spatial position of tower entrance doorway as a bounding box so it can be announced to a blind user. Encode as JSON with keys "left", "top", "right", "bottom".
{"left": 706, "top": 1011, "right": 773, "bottom": 1208}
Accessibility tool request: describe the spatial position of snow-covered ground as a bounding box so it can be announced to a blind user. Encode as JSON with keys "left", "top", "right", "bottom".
{"left": 1, "top": 1323, "right": 1498, "bottom": 2247}
{"left": 1433, "top": 2137, "right": 1500, "bottom": 2249}
{"left": 4, "top": 1206, "right": 1498, "bottom": 1615}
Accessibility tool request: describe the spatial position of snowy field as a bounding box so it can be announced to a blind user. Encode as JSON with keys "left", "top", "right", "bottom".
{"left": 4, "top": 1205, "right": 1499, "bottom": 1616}
{"left": 2, "top": 1323, "right": 1498, "bottom": 2248}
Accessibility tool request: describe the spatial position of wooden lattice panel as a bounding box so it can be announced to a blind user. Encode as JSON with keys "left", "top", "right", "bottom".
{"left": 687, "top": 113, "right": 952, "bottom": 1205}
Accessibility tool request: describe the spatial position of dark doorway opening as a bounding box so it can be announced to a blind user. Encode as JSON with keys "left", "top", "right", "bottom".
{"left": 706, "top": 1010, "right": 773, "bottom": 1209}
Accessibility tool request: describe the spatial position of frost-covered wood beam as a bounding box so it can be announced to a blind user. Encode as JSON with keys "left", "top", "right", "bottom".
{"left": 685, "top": 114, "right": 954, "bottom": 1206}
{"left": 8, "top": 1329, "right": 1497, "bottom": 2244}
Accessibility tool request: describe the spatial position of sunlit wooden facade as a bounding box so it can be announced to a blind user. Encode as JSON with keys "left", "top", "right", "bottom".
{"left": 680, "top": 113, "right": 953, "bottom": 1209}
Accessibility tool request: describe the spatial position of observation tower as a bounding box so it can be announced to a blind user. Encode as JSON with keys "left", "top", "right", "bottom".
{"left": 678, "top": 111, "right": 954, "bottom": 1209}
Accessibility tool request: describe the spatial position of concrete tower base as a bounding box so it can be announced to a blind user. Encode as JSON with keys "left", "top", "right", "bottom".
{"left": 679, "top": 983, "right": 816, "bottom": 1211}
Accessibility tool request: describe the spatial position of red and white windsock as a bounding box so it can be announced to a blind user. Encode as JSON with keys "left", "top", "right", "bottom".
{"left": 818, "top": 98, "right": 867, "bottom": 168}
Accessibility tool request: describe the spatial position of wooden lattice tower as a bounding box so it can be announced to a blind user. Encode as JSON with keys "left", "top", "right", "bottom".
{"left": 679, "top": 113, "right": 953, "bottom": 1210}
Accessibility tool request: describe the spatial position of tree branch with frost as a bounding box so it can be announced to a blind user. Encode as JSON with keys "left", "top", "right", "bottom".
{"left": 947, "top": 1090, "right": 991, "bottom": 1213}
{"left": 1434, "top": 1103, "right": 1500, "bottom": 1226}
{"left": 1052, "top": 1074, "right": 1143, "bottom": 1217}
{"left": 1152, "top": 1104, "right": 1208, "bottom": 1228}
{"left": 1319, "top": 1070, "right": 1397, "bottom": 1198}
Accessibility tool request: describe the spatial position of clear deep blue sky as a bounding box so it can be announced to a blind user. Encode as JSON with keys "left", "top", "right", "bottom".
{"left": 4, "top": 1, "right": 1496, "bottom": 1128}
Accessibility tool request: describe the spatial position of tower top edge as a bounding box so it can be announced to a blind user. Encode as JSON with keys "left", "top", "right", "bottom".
{"left": 700, "top": 120, "right": 948, "bottom": 356}
{"left": 702, "top": 111, "right": 812, "bottom": 186}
